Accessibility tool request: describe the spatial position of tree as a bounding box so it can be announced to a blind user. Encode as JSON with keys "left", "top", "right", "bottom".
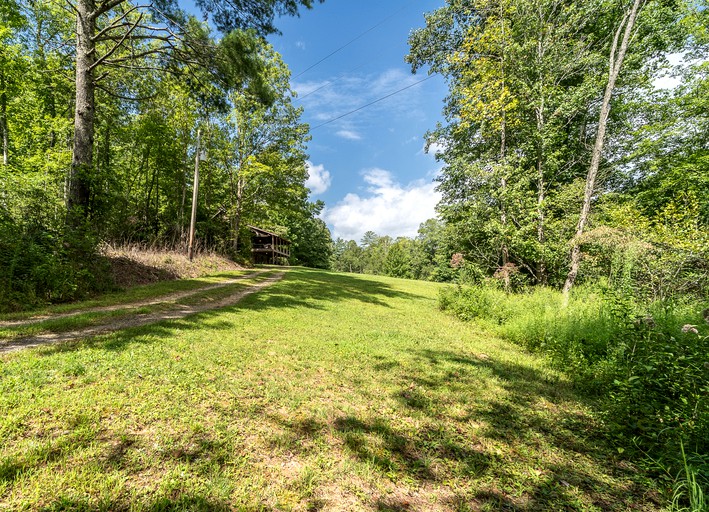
{"left": 287, "top": 203, "right": 333, "bottom": 269}
{"left": 408, "top": 0, "right": 602, "bottom": 286}
{"left": 62, "top": 0, "right": 321, "bottom": 225}
{"left": 224, "top": 42, "right": 309, "bottom": 252}
{"left": 562, "top": 0, "right": 645, "bottom": 295}
{"left": 384, "top": 238, "right": 415, "bottom": 278}
{"left": 330, "top": 239, "right": 365, "bottom": 274}
{"left": 409, "top": 0, "right": 696, "bottom": 289}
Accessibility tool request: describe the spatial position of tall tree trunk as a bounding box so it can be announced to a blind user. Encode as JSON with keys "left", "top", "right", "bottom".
{"left": 537, "top": 155, "right": 547, "bottom": 284}
{"left": 232, "top": 176, "right": 244, "bottom": 251}
{"left": 142, "top": 146, "right": 153, "bottom": 228}
{"left": 563, "top": 0, "right": 643, "bottom": 296}
{"left": 155, "top": 159, "right": 160, "bottom": 238}
{"left": 0, "top": 67, "right": 8, "bottom": 166}
{"left": 498, "top": 1, "right": 510, "bottom": 290}
{"left": 68, "top": 0, "right": 96, "bottom": 223}
{"left": 180, "top": 146, "right": 189, "bottom": 240}
{"left": 536, "top": 104, "right": 547, "bottom": 285}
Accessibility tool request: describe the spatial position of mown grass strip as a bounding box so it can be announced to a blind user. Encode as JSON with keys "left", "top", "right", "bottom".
{"left": 0, "top": 270, "right": 258, "bottom": 323}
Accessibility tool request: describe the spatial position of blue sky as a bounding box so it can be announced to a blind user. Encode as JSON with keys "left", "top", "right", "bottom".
{"left": 266, "top": 0, "right": 449, "bottom": 242}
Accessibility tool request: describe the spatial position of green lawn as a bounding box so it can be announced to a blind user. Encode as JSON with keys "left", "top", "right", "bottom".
{"left": 0, "top": 270, "right": 261, "bottom": 323}
{"left": 0, "top": 268, "right": 660, "bottom": 511}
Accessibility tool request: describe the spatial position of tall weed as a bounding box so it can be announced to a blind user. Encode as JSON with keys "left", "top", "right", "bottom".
{"left": 439, "top": 283, "right": 709, "bottom": 495}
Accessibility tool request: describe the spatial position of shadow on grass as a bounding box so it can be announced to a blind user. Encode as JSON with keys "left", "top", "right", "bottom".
{"left": 394, "top": 349, "right": 658, "bottom": 510}
{"left": 37, "top": 268, "right": 423, "bottom": 356}
{"left": 334, "top": 415, "right": 490, "bottom": 481}
{"left": 258, "top": 348, "right": 659, "bottom": 510}
{"left": 241, "top": 268, "right": 425, "bottom": 312}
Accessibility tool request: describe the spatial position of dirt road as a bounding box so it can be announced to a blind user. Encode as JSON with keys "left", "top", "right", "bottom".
{"left": 0, "top": 271, "right": 284, "bottom": 354}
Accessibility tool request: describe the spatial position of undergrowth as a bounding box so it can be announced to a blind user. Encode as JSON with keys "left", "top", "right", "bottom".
{"left": 439, "top": 283, "right": 709, "bottom": 509}
{"left": 0, "top": 216, "right": 112, "bottom": 312}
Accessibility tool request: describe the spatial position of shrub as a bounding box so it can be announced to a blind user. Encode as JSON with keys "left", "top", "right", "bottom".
{"left": 0, "top": 216, "right": 113, "bottom": 312}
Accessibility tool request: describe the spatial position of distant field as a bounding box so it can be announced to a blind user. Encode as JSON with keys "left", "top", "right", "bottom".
{"left": 0, "top": 268, "right": 660, "bottom": 511}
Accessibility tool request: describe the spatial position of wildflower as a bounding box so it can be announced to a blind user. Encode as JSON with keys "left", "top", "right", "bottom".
{"left": 450, "top": 253, "right": 465, "bottom": 269}
{"left": 681, "top": 324, "right": 699, "bottom": 335}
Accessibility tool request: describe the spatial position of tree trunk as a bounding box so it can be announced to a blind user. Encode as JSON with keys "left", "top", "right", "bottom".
{"left": 536, "top": 103, "right": 547, "bottom": 285}
{"left": 562, "top": 0, "right": 643, "bottom": 296}
{"left": 188, "top": 129, "right": 200, "bottom": 261}
{"left": 68, "top": 0, "right": 96, "bottom": 223}
{"left": 180, "top": 146, "right": 189, "bottom": 240}
{"left": 536, "top": 154, "right": 547, "bottom": 284}
{"left": 0, "top": 67, "right": 8, "bottom": 166}
{"left": 232, "top": 176, "right": 244, "bottom": 251}
{"left": 498, "top": 1, "right": 510, "bottom": 290}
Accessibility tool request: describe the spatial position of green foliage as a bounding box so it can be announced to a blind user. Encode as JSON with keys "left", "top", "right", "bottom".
{"left": 670, "top": 443, "right": 708, "bottom": 512}
{"left": 0, "top": 0, "right": 328, "bottom": 305}
{"left": 408, "top": 0, "right": 700, "bottom": 289}
{"left": 0, "top": 214, "right": 111, "bottom": 312}
{"left": 439, "top": 282, "right": 709, "bottom": 492}
{"left": 329, "top": 219, "right": 457, "bottom": 282}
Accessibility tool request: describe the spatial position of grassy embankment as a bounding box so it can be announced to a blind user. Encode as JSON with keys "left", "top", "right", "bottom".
{"left": 0, "top": 268, "right": 661, "bottom": 510}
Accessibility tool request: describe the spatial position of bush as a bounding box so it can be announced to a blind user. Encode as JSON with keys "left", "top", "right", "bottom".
{"left": 0, "top": 215, "right": 113, "bottom": 312}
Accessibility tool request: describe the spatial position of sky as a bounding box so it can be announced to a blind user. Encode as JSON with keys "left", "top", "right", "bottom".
{"left": 266, "top": 0, "right": 449, "bottom": 242}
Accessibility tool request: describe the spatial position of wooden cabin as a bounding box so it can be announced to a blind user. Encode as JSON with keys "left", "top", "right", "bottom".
{"left": 249, "top": 225, "right": 291, "bottom": 265}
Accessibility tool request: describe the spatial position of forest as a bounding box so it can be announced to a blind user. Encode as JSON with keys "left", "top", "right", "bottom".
{"left": 1, "top": 0, "right": 708, "bottom": 506}
{"left": 0, "top": 0, "right": 331, "bottom": 311}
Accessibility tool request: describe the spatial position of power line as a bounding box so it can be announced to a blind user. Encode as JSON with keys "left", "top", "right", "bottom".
{"left": 297, "top": 62, "right": 368, "bottom": 101}
{"left": 310, "top": 75, "right": 435, "bottom": 130}
{"left": 293, "top": 0, "right": 415, "bottom": 80}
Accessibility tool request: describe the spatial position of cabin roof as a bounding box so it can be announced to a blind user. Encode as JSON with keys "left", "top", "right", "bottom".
{"left": 248, "top": 225, "right": 291, "bottom": 244}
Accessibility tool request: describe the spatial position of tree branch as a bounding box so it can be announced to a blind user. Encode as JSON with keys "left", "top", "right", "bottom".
{"left": 92, "top": 0, "right": 129, "bottom": 19}
{"left": 91, "top": 4, "right": 151, "bottom": 42}
{"left": 96, "top": 83, "right": 158, "bottom": 101}
{"left": 89, "top": 12, "right": 144, "bottom": 71}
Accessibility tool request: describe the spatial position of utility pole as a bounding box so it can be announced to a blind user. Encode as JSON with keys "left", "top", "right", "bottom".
{"left": 188, "top": 128, "right": 201, "bottom": 261}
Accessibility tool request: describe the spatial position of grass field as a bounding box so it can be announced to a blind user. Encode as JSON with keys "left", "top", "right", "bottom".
{"left": 0, "top": 268, "right": 661, "bottom": 511}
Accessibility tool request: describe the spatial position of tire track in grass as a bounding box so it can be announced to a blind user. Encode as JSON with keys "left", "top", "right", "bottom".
{"left": 0, "top": 270, "right": 270, "bottom": 328}
{"left": 0, "top": 272, "right": 285, "bottom": 353}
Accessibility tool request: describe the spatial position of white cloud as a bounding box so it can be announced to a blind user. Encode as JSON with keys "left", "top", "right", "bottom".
{"left": 652, "top": 51, "right": 702, "bottom": 90}
{"left": 426, "top": 141, "right": 446, "bottom": 155}
{"left": 335, "top": 129, "right": 362, "bottom": 141}
{"left": 295, "top": 41, "right": 306, "bottom": 50}
{"left": 305, "top": 161, "right": 331, "bottom": 195}
{"left": 654, "top": 75, "right": 681, "bottom": 90}
{"left": 323, "top": 168, "right": 440, "bottom": 241}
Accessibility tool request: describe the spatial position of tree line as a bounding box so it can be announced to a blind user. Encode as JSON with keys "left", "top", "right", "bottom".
{"left": 405, "top": 0, "right": 708, "bottom": 299}
{"left": 331, "top": 0, "right": 707, "bottom": 305}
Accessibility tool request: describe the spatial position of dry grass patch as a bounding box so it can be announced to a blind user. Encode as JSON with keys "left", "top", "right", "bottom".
{"left": 102, "top": 244, "right": 247, "bottom": 288}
